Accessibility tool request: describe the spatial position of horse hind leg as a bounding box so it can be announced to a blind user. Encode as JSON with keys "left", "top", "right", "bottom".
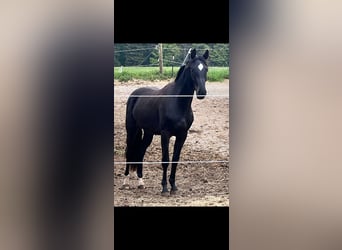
{"left": 121, "top": 168, "right": 130, "bottom": 189}
{"left": 121, "top": 160, "right": 132, "bottom": 189}
{"left": 136, "top": 131, "right": 154, "bottom": 189}
{"left": 122, "top": 126, "right": 142, "bottom": 189}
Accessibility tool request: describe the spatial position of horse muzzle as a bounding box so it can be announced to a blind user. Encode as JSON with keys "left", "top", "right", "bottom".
{"left": 196, "top": 89, "right": 207, "bottom": 99}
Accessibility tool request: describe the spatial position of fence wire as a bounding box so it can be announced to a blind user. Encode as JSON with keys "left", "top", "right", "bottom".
{"left": 113, "top": 160, "right": 229, "bottom": 165}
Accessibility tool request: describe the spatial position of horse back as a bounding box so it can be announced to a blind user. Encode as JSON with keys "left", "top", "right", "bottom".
{"left": 130, "top": 86, "right": 160, "bottom": 96}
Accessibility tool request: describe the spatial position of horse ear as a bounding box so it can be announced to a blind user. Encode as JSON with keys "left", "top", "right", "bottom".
{"left": 190, "top": 48, "right": 196, "bottom": 59}
{"left": 203, "top": 49, "right": 209, "bottom": 60}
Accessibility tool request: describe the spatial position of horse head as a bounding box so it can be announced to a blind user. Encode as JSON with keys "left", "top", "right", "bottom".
{"left": 189, "top": 48, "right": 209, "bottom": 99}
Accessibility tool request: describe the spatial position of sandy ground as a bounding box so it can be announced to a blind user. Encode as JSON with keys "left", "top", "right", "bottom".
{"left": 114, "top": 79, "right": 229, "bottom": 206}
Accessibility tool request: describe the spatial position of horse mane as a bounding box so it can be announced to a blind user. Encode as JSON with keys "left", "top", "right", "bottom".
{"left": 175, "top": 65, "right": 185, "bottom": 82}
{"left": 174, "top": 55, "right": 208, "bottom": 82}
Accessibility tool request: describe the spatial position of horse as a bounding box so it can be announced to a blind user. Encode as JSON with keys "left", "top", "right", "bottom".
{"left": 122, "top": 48, "right": 209, "bottom": 195}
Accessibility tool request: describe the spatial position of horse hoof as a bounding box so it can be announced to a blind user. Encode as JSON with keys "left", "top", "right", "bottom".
{"left": 161, "top": 191, "right": 169, "bottom": 196}
{"left": 170, "top": 190, "right": 177, "bottom": 195}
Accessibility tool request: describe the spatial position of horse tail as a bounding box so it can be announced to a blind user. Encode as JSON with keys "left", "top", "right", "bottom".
{"left": 125, "top": 95, "right": 142, "bottom": 172}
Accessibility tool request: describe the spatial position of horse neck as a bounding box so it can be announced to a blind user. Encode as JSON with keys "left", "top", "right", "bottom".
{"left": 173, "top": 67, "right": 195, "bottom": 109}
{"left": 174, "top": 67, "right": 195, "bottom": 96}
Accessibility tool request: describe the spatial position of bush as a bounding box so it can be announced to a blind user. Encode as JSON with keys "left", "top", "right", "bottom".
{"left": 114, "top": 66, "right": 229, "bottom": 82}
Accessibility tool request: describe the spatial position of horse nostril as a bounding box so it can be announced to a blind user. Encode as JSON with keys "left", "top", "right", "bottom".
{"left": 196, "top": 89, "right": 207, "bottom": 99}
{"left": 196, "top": 93, "right": 206, "bottom": 99}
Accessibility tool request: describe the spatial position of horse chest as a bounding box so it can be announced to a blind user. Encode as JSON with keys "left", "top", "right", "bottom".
{"left": 163, "top": 113, "right": 193, "bottom": 133}
{"left": 174, "top": 117, "right": 190, "bottom": 130}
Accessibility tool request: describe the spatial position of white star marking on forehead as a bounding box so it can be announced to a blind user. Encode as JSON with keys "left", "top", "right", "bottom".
{"left": 198, "top": 63, "right": 204, "bottom": 71}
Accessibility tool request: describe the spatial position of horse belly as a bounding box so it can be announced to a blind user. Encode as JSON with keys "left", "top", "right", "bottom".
{"left": 132, "top": 102, "right": 160, "bottom": 132}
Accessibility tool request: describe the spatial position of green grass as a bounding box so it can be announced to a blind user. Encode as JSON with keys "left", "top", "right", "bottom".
{"left": 114, "top": 66, "right": 229, "bottom": 82}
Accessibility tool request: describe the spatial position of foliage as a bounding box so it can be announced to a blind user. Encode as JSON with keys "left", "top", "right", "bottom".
{"left": 114, "top": 66, "right": 229, "bottom": 82}
{"left": 114, "top": 43, "right": 229, "bottom": 67}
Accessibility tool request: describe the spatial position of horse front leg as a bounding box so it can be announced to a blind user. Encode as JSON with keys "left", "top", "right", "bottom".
{"left": 169, "top": 132, "right": 187, "bottom": 194}
{"left": 161, "top": 131, "right": 171, "bottom": 195}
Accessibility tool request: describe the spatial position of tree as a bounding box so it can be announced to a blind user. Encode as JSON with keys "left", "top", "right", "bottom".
{"left": 114, "top": 43, "right": 229, "bottom": 67}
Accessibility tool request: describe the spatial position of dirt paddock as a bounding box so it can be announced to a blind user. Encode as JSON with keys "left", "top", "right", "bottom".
{"left": 114, "top": 79, "right": 229, "bottom": 206}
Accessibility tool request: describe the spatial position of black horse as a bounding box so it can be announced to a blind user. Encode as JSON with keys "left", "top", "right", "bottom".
{"left": 123, "top": 48, "right": 209, "bottom": 195}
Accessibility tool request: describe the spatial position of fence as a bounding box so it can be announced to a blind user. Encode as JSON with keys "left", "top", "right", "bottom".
{"left": 114, "top": 44, "right": 229, "bottom": 167}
